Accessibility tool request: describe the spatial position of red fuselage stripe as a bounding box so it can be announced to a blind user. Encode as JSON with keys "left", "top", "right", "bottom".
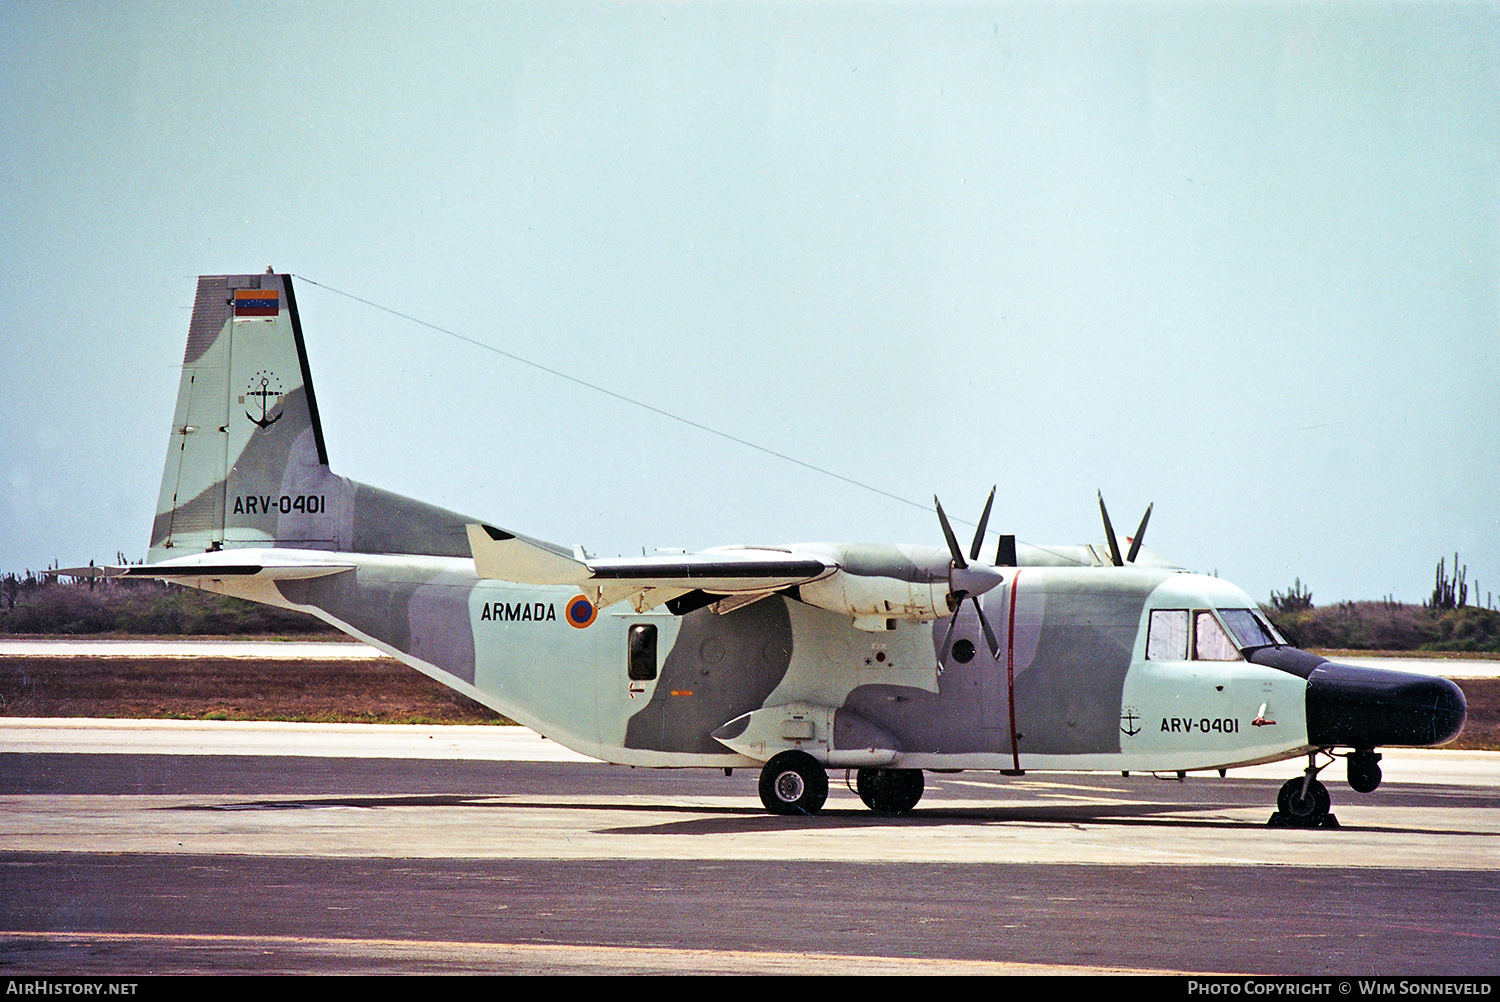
{"left": 1007, "top": 570, "right": 1021, "bottom": 771}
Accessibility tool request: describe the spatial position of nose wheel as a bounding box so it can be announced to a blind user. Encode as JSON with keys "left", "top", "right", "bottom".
{"left": 1274, "top": 776, "right": 1332, "bottom": 827}
{"left": 1270, "top": 752, "right": 1339, "bottom": 828}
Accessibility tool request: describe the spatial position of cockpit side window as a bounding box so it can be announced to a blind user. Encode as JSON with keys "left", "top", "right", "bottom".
{"left": 1260, "top": 612, "right": 1288, "bottom": 646}
{"left": 1194, "top": 610, "right": 1242, "bottom": 660}
{"left": 1147, "top": 609, "right": 1189, "bottom": 660}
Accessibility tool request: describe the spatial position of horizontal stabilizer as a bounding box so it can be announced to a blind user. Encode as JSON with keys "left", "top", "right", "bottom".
{"left": 56, "top": 553, "right": 354, "bottom": 581}
{"left": 466, "top": 524, "right": 591, "bottom": 585}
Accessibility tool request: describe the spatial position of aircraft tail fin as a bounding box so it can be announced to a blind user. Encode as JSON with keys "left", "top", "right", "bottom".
{"left": 149, "top": 272, "right": 475, "bottom": 561}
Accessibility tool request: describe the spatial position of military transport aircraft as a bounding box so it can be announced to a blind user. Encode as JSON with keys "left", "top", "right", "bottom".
{"left": 71, "top": 272, "right": 1466, "bottom": 826}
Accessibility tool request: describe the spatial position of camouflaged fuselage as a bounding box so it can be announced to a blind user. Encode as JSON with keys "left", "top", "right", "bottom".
{"left": 134, "top": 273, "right": 1462, "bottom": 782}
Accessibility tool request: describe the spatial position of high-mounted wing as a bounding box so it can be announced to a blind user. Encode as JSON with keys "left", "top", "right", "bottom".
{"left": 466, "top": 523, "right": 833, "bottom": 614}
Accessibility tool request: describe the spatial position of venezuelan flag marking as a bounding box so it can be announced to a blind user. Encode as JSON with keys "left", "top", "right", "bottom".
{"left": 234, "top": 289, "right": 280, "bottom": 316}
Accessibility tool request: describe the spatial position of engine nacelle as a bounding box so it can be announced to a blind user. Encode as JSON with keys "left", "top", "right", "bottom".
{"left": 797, "top": 569, "right": 951, "bottom": 629}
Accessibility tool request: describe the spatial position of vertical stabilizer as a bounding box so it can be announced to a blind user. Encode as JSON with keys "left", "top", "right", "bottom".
{"left": 150, "top": 272, "right": 473, "bottom": 561}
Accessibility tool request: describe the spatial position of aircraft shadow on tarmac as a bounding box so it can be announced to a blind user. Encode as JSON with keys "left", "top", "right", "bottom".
{"left": 160, "top": 792, "right": 1232, "bottom": 828}
{"left": 605, "top": 806, "right": 1494, "bottom": 839}
{"left": 154, "top": 792, "right": 1484, "bottom": 839}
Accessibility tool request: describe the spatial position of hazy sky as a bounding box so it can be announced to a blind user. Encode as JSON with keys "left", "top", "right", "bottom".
{"left": 2, "top": 1, "right": 1495, "bottom": 606}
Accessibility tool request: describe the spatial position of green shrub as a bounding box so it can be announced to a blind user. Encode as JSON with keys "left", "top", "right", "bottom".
{"left": 1, "top": 575, "right": 331, "bottom": 636}
{"left": 1264, "top": 600, "right": 1500, "bottom": 653}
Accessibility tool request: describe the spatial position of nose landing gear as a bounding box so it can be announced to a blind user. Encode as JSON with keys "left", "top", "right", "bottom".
{"left": 1269, "top": 751, "right": 1340, "bottom": 828}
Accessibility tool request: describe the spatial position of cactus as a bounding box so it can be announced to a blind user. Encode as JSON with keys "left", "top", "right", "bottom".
{"left": 1270, "top": 577, "right": 1314, "bottom": 613}
{"left": 1430, "top": 553, "right": 1469, "bottom": 610}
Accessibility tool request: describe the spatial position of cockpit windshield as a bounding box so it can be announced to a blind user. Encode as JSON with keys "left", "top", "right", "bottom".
{"left": 1145, "top": 607, "right": 1283, "bottom": 661}
{"left": 1218, "top": 608, "right": 1282, "bottom": 649}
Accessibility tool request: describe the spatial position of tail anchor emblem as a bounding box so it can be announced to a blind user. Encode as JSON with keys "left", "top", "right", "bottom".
{"left": 245, "top": 372, "right": 283, "bottom": 429}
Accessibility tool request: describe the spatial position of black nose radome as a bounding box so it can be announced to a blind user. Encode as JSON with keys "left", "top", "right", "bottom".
{"left": 1306, "top": 662, "right": 1466, "bottom": 748}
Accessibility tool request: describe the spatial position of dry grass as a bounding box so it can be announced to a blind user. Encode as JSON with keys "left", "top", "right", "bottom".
{"left": 1448, "top": 678, "right": 1500, "bottom": 751}
{"left": 0, "top": 656, "right": 507, "bottom": 725}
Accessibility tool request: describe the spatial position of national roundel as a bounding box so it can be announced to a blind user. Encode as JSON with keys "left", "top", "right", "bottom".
{"left": 565, "top": 596, "right": 598, "bottom": 629}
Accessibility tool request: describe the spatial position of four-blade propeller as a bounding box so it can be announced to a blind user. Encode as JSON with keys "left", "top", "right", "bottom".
{"left": 934, "top": 487, "right": 1004, "bottom": 672}
{"left": 934, "top": 488, "right": 1154, "bottom": 671}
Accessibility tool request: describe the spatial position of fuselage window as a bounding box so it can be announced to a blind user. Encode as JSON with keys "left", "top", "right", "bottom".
{"left": 628, "top": 624, "right": 658, "bottom": 681}
{"left": 1194, "top": 610, "right": 1242, "bottom": 661}
{"left": 1147, "top": 609, "right": 1189, "bottom": 660}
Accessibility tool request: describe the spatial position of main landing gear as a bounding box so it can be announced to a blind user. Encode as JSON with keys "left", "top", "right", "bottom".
{"left": 756, "top": 754, "right": 928, "bottom": 817}
{"left": 758, "top": 751, "right": 828, "bottom": 815}
{"left": 855, "top": 767, "right": 925, "bottom": 816}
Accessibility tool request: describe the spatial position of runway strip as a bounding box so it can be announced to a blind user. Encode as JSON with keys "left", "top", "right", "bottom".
{"left": 3, "top": 719, "right": 1496, "bottom": 872}
{"left": 5, "top": 642, "right": 1497, "bottom": 974}
{"left": 3, "top": 639, "right": 1496, "bottom": 675}
{"left": 0, "top": 930, "right": 1181, "bottom": 976}
{"left": 0, "top": 639, "right": 386, "bottom": 659}
{"left": 0, "top": 717, "right": 592, "bottom": 760}
{"left": 2, "top": 716, "right": 1494, "bottom": 782}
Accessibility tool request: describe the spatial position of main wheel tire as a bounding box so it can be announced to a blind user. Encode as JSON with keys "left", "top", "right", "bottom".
{"left": 855, "top": 767, "right": 925, "bottom": 815}
{"left": 1277, "top": 776, "right": 1332, "bottom": 827}
{"left": 759, "top": 751, "right": 829, "bottom": 816}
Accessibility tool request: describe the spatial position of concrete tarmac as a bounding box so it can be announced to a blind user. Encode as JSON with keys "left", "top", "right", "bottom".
{"left": 3, "top": 718, "right": 1498, "bottom": 975}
